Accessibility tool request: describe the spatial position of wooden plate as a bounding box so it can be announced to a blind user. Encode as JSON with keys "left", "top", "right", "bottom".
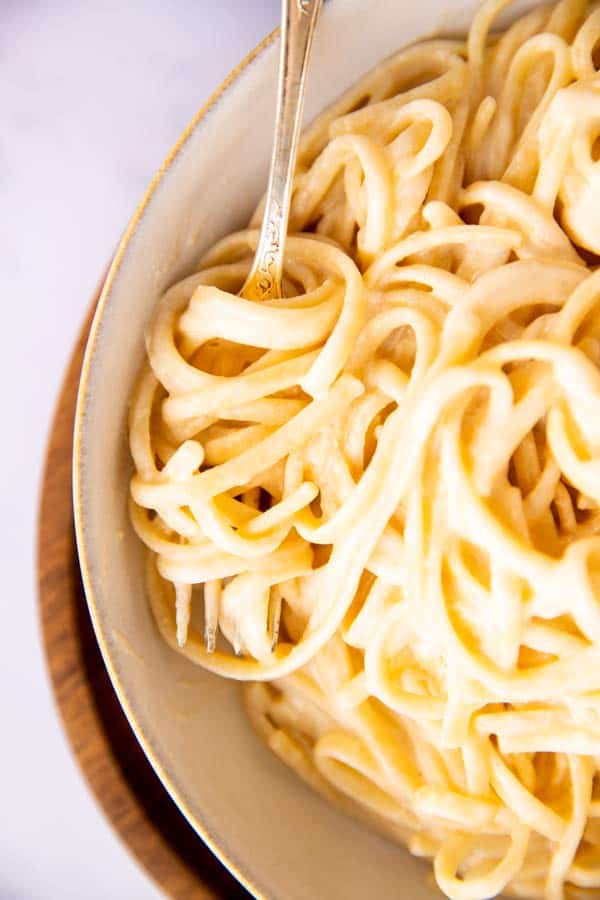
{"left": 37, "top": 286, "right": 250, "bottom": 900}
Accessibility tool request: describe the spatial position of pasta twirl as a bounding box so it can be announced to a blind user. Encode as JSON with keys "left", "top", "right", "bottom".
{"left": 129, "top": 1, "right": 600, "bottom": 897}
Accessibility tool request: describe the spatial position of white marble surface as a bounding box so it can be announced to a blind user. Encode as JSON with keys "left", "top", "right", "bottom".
{"left": 2, "top": 3, "right": 278, "bottom": 897}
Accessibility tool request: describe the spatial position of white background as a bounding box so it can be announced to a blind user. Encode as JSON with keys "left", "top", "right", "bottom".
{"left": 2, "top": 2, "right": 278, "bottom": 897}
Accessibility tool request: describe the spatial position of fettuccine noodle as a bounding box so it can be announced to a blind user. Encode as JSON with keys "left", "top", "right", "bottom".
{"left": 129, "top": 1, "right": 600, "bottom": 896}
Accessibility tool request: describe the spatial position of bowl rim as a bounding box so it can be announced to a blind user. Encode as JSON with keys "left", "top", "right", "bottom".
{"left": 73, "top": 25, "right": 278, "bottom": 900}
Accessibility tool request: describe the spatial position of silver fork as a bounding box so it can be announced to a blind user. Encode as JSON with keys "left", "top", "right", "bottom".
{"left": 204, "top": 0, "right": 323, "bottom": 654}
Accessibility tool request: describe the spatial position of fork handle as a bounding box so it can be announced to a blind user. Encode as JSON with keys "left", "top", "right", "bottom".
{"left": 241, "top": 0, "right": 323, "bottom": 301}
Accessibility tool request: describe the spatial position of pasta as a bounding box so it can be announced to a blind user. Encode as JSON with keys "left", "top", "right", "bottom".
{"left": 128, "top": 1, "right": 600, "bottom": 896}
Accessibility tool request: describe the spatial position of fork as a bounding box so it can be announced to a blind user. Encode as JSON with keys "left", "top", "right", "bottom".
{"left": 204, "top": 0, "right": 323, "bottom": 654}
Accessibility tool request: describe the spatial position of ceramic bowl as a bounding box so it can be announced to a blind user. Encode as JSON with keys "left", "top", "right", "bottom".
{"left": 74, "top": 1, "right": 534, "bottom": 896}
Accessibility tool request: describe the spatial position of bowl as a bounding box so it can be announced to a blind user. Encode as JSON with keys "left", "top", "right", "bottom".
{"left": 74, "top": 1, "right": 535, "bottom": 897}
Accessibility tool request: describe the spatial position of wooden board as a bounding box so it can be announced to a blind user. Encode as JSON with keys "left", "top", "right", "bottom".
{"left": 37, "top": 287, "right": 250, "bottom": 900}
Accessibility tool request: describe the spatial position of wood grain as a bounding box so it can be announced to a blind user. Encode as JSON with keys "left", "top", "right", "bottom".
{"left": 37, "top": 288, "right": 250, "bottom": 900}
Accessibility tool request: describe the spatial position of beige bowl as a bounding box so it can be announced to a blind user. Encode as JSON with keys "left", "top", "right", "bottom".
{"left": 74, "top": 1, "right": 535, "bottom": 896}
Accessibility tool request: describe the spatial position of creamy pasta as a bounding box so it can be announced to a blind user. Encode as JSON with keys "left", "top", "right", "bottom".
{"left": 129, "top": 1, "right": 600, "bottom": 896}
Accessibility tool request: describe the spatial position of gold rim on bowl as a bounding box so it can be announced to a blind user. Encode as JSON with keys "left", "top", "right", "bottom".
{"left": 73, "top": 26, "right": 278, "bottom": 900}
